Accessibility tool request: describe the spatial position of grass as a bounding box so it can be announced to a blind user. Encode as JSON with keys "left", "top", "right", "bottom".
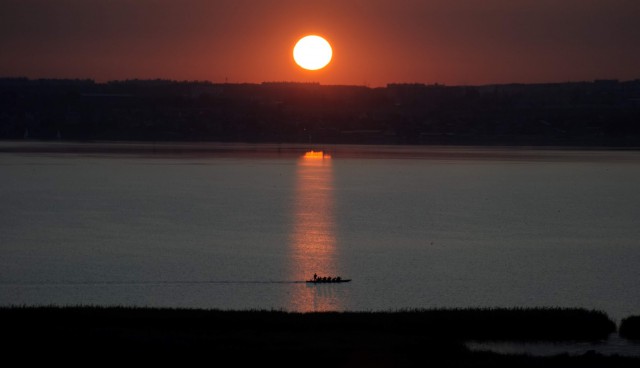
{"left": 0, "top": 306, "right": 633, "bottom": 367}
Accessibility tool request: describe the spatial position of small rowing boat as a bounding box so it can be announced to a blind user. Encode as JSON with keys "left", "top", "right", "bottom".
{"left": 306, "top": 276, "right": 351, "bottom": 284}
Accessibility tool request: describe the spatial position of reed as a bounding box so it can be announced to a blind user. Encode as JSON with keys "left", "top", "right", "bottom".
{"left": 0, "top": 306, "right": 614, "bottom": 341}
{"left": 620, "top": 315, "right": 640, "bottom": 339}
{"left": 0, "top": 306, "right": 630, "bottom": 367}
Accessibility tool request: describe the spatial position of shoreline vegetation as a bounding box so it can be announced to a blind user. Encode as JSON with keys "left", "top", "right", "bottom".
{"left": 2, "top": 306, "right": 638, "bottom": 366}
{"left": 2, "top": 78, "right": 639, "bottom": 147}
{"left": 621, "top": 316, "right": 640, "bottom": 340}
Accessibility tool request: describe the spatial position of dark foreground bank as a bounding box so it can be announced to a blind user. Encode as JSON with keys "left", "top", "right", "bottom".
{"left": 1, "top": 307, "right": 637, "bottom": 367}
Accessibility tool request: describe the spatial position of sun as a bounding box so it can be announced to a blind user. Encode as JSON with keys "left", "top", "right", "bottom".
{"left": 293, "top": 35, "right": 332, "bottom": 71}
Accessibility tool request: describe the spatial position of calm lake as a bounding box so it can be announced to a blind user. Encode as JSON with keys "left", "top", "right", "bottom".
{"left": 1, "top": 142, "right": 639, "bottom": 321}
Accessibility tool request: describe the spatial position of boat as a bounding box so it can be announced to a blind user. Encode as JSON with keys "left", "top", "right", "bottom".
{"left": 306, "top": 276, "right": 351, "bottom": 284}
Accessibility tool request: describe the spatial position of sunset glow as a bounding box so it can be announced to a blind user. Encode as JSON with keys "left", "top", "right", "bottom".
{"left": 2, "top": 2, "right": 638, "bottom": 86}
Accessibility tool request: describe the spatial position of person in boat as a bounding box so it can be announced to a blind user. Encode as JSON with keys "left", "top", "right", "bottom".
{"left": 313, "top": 273, "right": 317, "bottom": 281}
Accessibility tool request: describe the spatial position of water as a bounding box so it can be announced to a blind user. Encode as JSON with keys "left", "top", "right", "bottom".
{"left": 467, "top": 333, "right": 640, "bottom": 357}
{"left": 1, "top": 142, "right": 640, "bottom": 321}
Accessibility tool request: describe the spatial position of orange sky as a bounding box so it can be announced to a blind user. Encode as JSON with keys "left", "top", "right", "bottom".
{"left": 1, "top": 0, "right": 639, "bottom": 86}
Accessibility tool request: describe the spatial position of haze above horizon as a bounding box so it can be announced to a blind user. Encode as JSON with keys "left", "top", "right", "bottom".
{"left": 1, "top": 0, "right": 639, "bottom": 87}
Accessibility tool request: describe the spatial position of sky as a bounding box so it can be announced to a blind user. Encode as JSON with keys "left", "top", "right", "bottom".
{"left": 1, "top": 0, "right": 639, "bottom": 86}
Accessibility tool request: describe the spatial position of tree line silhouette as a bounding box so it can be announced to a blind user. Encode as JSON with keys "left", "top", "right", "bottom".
{"left": 1, "top": 78, "right": 639, "bottom": 146}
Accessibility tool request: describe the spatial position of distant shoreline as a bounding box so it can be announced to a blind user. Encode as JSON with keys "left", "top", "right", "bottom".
{"left": 3, "top": 78, "right": 639, "bottom": 147}
{"left": 2, "top": 140, "right": 640, "bottom": 157}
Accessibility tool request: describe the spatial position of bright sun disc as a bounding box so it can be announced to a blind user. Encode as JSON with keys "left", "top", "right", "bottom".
{"left": 293, "top": 35, "right": 332, "bottom": 71}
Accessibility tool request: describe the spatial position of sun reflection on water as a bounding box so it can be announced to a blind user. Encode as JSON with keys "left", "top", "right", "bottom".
{"left": 289, "top": 151, "right": 343, "bottom": 311}
{"left": 303, "top": 150, "right": 332, "bottom": 159}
